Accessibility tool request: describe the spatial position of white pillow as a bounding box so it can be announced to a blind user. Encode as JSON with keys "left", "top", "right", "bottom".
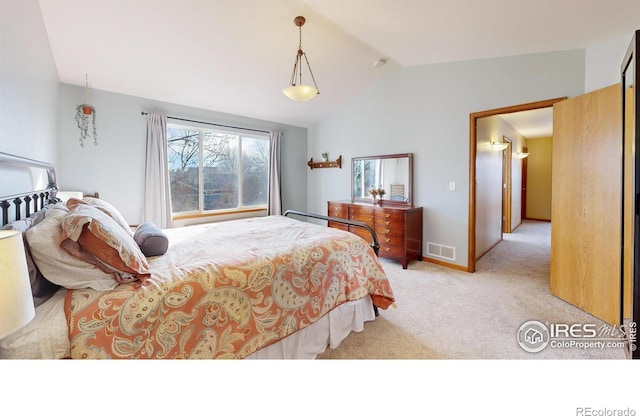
{"left": 66, "top": 197, "right": 132, "bottom": 235}
{"left": 24, "top": 204, "right": 119, "bottom": 291}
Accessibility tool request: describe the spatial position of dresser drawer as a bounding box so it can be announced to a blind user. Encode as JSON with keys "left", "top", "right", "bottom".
{"left": 350, "top": 205, "right": 374, "bottom": 224}
{"left": 350, "top": 205, "right": 374, "bottom": 216}
{"left": 375, "top": 217, "right": 405, "bottom": 228}
{"left": 375, "top": 222, "right": 405, "bottom": 238}
{"left": 375, "top": 210, "right": 405, "bottom": 222}
{"left": 327, "top": 201, "right": 423, "bottom": 269}
{"left": 328, "top": 203, "right": 348, "bottom": 218}
{"left": 351, "top": 214, "right": 374, "bottom": 225}
{"left": 379, "top": 244, "right": 405, "bottom": 258}
{"left": 379, "top": 234, "right": 404, "bottom": 247}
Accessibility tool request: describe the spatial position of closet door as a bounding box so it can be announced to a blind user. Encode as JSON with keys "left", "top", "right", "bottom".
{"left": 550, "top": 84, "right": 622, "bottom": 325}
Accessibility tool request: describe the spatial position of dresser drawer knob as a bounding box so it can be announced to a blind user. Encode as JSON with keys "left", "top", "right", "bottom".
{"left": 385, "top": 238, "right": 390, "bottom": 243}
{"left": 385, "top": 221, "right": 390, "bottom": 226}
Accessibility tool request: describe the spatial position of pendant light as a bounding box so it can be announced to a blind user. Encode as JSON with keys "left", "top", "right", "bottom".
{"left": 283, "top": 16, "right": 319, "bottom": 102}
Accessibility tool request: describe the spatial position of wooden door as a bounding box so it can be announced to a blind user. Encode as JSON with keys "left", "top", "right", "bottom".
{"left": 550, "top": 84, "right": 622, "bottom": 325}
{"left": 623, "top": 86, "right": 634, "bottom": 323}
{"left": 501, "top": 138, "right": 512, "bottom": 233}
{"left": 521, "top": 147, "right": 528, "bottom": 220}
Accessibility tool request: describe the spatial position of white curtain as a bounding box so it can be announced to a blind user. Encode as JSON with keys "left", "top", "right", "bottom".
{"left": 268, "top": 131, "right": 283, "bottom": 215}
{"left": 144, "top": 113, "right": 173, "bottom": 228}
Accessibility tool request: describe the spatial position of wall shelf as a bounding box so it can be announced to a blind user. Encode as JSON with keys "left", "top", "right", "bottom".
{"left": 308, "top": 155, "right": 342, "bottom": 169}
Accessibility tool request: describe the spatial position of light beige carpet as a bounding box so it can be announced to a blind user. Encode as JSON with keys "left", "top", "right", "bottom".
{"left": 317, "top": 220, "right": 627, "bottom": 359}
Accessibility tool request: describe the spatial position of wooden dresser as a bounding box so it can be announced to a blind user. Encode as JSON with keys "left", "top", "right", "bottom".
{"left": 327, "top": 201, "right": 423, "bottom": 269}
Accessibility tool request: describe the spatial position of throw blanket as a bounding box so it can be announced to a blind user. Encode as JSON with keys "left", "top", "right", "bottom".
{"left": 65, "top": 216, "right": 395, "bottom": 359}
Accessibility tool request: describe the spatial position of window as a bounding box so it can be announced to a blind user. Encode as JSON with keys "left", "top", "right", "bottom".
{"left": 167, "top": 123, "right": 269, "bottom": 216}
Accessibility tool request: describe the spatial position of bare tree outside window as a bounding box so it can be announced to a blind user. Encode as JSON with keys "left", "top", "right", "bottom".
{"left": 203, "top": 132, "right": 237, "bottom": 210}
{"left": 242, "top": 137, "right": 268, "bottom": 206}
{"left": 167, "top": 124, "right": 269, "bottom": 215}
{"left": 168, "top": 128, "right": 199, "bottom": 213}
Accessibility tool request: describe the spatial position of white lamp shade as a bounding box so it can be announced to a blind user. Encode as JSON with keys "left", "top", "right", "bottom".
{"left": 0, "top": 230, "right": 35, "bottom": 338}
{"left": 56, "top": 191, "right": 83, "bottom": 202}
{"left": 283, "top": 85, "right": 318, "bottom": 102}
{"left": 491, "top": 142, "right": 509, "bottom": 151}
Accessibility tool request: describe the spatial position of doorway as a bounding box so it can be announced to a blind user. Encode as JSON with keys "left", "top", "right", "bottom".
{"left": 468, "top": 97, "right": 565, "bottom": 273}
{"left": 501, "top": 136, "right": 512, "bottom": 234}
{"left": 521, "top": 146, "right": 528, "bottom": 220}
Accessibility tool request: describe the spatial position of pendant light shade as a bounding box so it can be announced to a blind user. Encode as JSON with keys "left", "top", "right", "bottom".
{"left": 283, "top": 16, "right": 319, "bottom": 102}
{"left": 283, "top": 85, "right": 318, "bottom": 102}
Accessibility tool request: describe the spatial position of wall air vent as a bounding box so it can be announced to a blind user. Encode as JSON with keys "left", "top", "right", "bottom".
{"left": 426, "top": 242, "right": 456, "bottom": 261}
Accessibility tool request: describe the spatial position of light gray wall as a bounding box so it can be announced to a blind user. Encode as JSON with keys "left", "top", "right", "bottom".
{"left": 308, "top": 50, "right": 585, "bottom": 269}
{"left": 2, "top": 0, "right": 629, "bottom": 258}
{"left": 475, "top": 115, "right": 526, "bottom": 258}
{"left": 585, "top": 33, "right": 633, "bottom": 93}
{"left": 0, "top": 0, "right": 58, "bottom": 166}
{"left": 57, "top": 84, "right": 307, "bottom": 225}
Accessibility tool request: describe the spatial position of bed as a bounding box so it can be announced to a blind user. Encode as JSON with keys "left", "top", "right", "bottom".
{"left": 0, "top": 152, "right": 395, "bottom": 359}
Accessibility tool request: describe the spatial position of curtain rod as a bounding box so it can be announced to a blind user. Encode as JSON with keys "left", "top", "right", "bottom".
{"left": 140, "top": 112, "right": 270, "bottom": 134}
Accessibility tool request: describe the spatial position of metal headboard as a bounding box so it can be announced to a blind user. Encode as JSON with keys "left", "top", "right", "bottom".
{"left": 0, "top": 152, "right": 58, "bottom": 226}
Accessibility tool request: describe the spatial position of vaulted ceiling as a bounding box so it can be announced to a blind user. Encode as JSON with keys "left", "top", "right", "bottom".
{"left": 38, "top": 0, "right": 640, "bottom": 129}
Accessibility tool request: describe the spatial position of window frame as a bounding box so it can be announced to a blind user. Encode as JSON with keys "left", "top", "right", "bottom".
{"left": 167, "top": 122, "right": 270, "bottom": 221}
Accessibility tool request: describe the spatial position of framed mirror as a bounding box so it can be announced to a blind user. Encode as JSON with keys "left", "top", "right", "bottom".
{"left": 351, "top": 153, "right": 413, "bottom": 206}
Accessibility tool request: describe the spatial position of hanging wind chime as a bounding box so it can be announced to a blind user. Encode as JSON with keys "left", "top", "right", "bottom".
{"left": 75, "top": 74, "right": 97, "bottom": 147}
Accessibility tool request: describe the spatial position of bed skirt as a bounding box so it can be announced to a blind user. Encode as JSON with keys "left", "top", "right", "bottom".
{"left": 0, "top": 290, "right": 374, "bottom": 359}
{"left": 245, "top": 296, "right": 375, "bottom": 359}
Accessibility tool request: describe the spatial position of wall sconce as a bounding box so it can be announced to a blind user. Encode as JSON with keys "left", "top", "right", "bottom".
{"left": 0, "top": 230, "right": 35, "bottom": 338}
{"left": 491, "top": 141, "right": 509, "bottom": 151}
{"left": 517, "top": 152, "right": 530, "bottom": 159}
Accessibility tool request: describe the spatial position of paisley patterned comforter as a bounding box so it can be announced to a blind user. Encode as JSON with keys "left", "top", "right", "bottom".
{"left": 64, "top": 215, "right": 395, "bottom": 359}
